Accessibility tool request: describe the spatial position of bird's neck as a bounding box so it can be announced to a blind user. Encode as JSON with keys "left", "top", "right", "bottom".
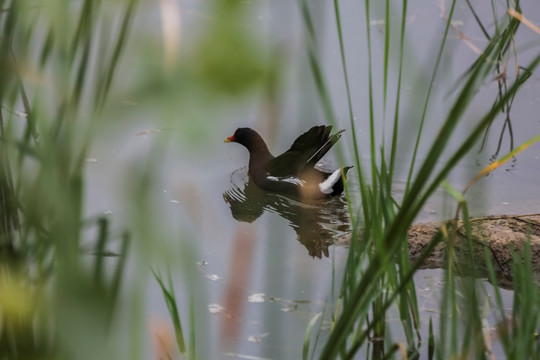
{"left": 246, "top": 135, "right": 273, "bottom": 172}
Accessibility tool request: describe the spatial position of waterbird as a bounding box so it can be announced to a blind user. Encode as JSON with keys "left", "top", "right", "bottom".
{"left": 225, "top": 125, "right": 352, "bottom": 200}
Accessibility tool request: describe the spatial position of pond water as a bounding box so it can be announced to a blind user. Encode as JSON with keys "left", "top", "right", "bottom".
{"left": 83, "top": 0, "right": 540, "bottom": 358}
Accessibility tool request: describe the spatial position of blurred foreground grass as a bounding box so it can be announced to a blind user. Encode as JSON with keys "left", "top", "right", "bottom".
{"left": 0, "top": 0, "right": 271, "bottom": 358}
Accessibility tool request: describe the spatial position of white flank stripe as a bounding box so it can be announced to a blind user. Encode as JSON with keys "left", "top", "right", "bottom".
{"left": 267, "top": 176, "right": 305, "bottom": 186}
{"left": 319, "top": 169, "right": 341, "bottom": 194}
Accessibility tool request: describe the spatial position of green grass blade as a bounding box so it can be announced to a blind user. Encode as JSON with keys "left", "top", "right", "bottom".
{"left": 382, "top": 0, "right": 390, "bottom": 124}
{"left": 363, "top": 0, "right": 377, "bottom": 186}
{"left": 93, "top": 217, "right": 109, "bottom": 286}
{"left": 333, "top": 0, "right": 370, "bottom": 223}
{"left": 428, "top": 317, "right": 434, "bottom": 359}
{"left": 95, "top": 0, "right": 139, "bottom": 110}
{"left": 303, "top": 312, "right": 322, "bottom": 360}
{"left": 189, "top": 291, "right": 195, "bottom": 360}
{"left": 152, "top": 269, "right": 187, "bottom": 355}
{"left": 405, "top": 0, "right": 458, "bottom": 194}
{"left": 388, "top": 0, "right": 408, "bottom": 180}
{"left": 110, "top": 230, "right": 130, "bottom": 304}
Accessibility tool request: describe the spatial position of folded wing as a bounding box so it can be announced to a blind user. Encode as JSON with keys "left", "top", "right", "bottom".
{"left": 265, "top": 125, "right": 344, "bottom": 177}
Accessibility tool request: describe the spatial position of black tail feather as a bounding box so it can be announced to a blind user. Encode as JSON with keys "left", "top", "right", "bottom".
{"left": 306, "top": 128, "right": 345, "bottom": 167}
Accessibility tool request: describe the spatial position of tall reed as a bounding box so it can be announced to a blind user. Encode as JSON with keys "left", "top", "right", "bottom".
{"left": 301, "top": 0, "right": 540, "bottom": 358}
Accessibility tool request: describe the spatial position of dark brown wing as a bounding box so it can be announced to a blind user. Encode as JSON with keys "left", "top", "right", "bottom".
{"left": 265, "top": 125, "right": 344, "bottom": 177}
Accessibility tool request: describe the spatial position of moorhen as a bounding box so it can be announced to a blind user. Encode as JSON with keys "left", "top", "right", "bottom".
{"left": 225, "top": 125, "right": 352, "bottom": 200}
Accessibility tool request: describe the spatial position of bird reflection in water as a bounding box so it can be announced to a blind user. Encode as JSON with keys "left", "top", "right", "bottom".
{"left": 223, "top": 167, "right": 350, "bottom": 258}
